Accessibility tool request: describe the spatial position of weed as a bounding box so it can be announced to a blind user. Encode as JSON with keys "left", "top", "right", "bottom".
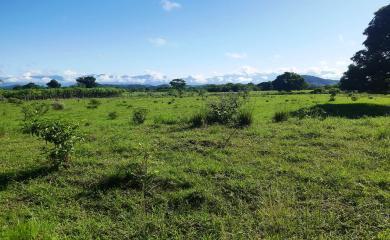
{"left": 52, "top": 101, "right": 64, "bottom": 110}
{"left": 87, "top": 99, "right": 101, "bottom": 109}
{"left": 108, "top": 111, "right": 118, "bottom": 120}
{"left": 133, "top": 108, "right": 148, "bottom": 124}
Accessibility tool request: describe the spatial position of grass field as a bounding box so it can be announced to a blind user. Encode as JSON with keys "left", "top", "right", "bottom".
{"left": 0, "top": 92, "right": 389, "bottom": 239}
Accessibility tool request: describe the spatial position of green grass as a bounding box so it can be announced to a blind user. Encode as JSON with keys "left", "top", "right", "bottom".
{"left": 0, "top": 93, "right": 389, "bottom": 239}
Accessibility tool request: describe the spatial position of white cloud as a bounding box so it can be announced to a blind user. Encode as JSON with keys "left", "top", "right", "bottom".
{"left": 161, "top": 0, "right": 181, "bottom": 11}
{"left": 225, "top": 52, "right": 247, "bottom": 59}
{"left": 239, "top": 66, "right": 259, "bottom": 75}
{"left": 148, "top": 37, "right": 167, "bottom": 47}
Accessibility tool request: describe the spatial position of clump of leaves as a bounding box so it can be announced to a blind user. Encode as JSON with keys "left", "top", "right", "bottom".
{"left": 133, "top": 108, "right": 148, "bottom": 125}
{"left": 273, "top": 111, "right": 289, "bottom": 122}
{"left": 52, "top": 101, "right": 64, "bottom": 110}
{"left": 205, "top": 94, "right": 242, "bottom": 125}
{"left": 108, "top": 111, "right": 118, "bottom": 120}
{"left": 190, "top": 94, "right": 252, "bottom": 128}
{"left": 351, "top": 95, "right": 358, "bottom": 101}
{"left": 24, "top": 119, "right": 83, "bottom": 168}
{"left": 21, "top": 102, "right": 49, "bottom": 121}
{"left": 87, "top": 99, "right": 101, "bottom": 109}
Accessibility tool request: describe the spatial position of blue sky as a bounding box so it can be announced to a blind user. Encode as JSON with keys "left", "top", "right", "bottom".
{"left": 0, "top": 0, "right": 389, "bottom": 84}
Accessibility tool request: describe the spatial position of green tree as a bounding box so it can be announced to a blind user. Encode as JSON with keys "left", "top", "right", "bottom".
{"left": 169, "top": 79, "right": 186, "bottom": 97}
{"left": 257, "top": 81, "right": 273, "bottom": 91}
{"left": 46, "top": 79, "right": 61, "bottom": 88}
{"left": 340, "top": 4, "right": 390, "bottom": 93}
{"left": 272, "top": 72, "right": 307, "bottom": 91}
{"left": 76, "top": 76, "right": 98, "bottom": 88}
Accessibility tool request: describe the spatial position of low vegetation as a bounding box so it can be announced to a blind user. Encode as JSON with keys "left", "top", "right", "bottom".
{"left": 0, "top": 92, "right": 388, "bottom": 239}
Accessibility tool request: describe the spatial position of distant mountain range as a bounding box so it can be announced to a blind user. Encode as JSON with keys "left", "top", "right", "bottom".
{"left": 302, "top": 75, "right": 339, "bottom": 87}
{"left": 1, "top": 73, "right": 339, "bottom": 89}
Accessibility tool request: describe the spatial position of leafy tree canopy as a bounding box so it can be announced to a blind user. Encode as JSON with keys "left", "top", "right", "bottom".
{"left": 340, "top": 4, "right": 390, "bottom": 93}
{"left": 13, "top": 82, "right": 41, "bottom": 90}
{"left": 272, "top": 72, "right": 308, "bottom": 91}
{"left": 76, "top": 76, "right": 98, "bottom": 88}
{"left": 169, "top": 79, "right": 186, "bottom": 90}
{"left": 47, "top": 79, "right": 61, "bottom": 88}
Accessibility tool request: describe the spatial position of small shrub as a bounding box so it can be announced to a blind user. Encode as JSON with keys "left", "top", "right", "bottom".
{"left": 351, "top": 95, "right": 358, "bottom": 101}
{"left": 87, "top": 99, "right": 101, "bottom": 109}
{"left": 52, "top": 101, "right": 64, "bottom": 110}
{"left": 132, "top": 108, "right": 148, "bottom": 124}
{"left": 205, "top": 94, "right": 242, "bottom": 125}
{"left": 108, "top": 111, "right": 118, "bottom": 120}
{"left": 328, "top": 91, "right": 337, "bottom": 102}
{"left": 235, "top": 109, "right": 253, "bottom": 127}
{"left": 21, "top": 102, "right": 49, "bottom": 121}
{"left": 24, "top": 119, "right": 83, "bottom": 168}
{"left": 273, "top": 111, "right": 289, "bottom": 122}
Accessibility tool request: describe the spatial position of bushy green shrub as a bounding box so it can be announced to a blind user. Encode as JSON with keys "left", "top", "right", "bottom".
{"left": 87, "top": 99, "right": 101, "bottom": 109}
{"left": 273, "top": 111, "right": 289, "bottom": 122}
{"left": 24, "top": 119, "right": 83, "bottom": 167}
{"left": 52, "top": 101, "right": 64, "bottom": 110}
{"left": 205, "top": 94, "right": 242, "bottom": 125}
{"left": 351, "top": 95, "right": 358, "bottom": 101}
{"left": 108, "top": 111, "right": 118, "bottom": 120}
{"left": 133, "top": 108, "right": 148, "bottom": 124}
{"left": 189, "top": 94, "right": 252, "bottom": 128}
{"left": 21, "top": 102, "right": 49, "bottom": 121}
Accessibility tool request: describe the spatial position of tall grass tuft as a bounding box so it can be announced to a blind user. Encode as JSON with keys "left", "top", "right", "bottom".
{"left": 189, "top": 111, "right": 207, "bottom": 128}
{"left": 273, "top": 111, "right": 289, "bottom": 122}
{"left": 235, "top": 109, "right": 253, "bottom": 127}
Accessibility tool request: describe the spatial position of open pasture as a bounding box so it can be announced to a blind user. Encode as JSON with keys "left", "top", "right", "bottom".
{"left": 0, "top": 92, "right": 389, "bottom": 239}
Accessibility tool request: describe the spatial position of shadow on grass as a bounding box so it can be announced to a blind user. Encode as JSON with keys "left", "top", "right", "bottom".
{"left": 292, "top": 103, "right": 390, "bottom": 119}
{"left": 0, "top": 165, "right": 57, "bottom": 191}
{"left": 79, "top": 163, "right": 192, "bottom": 199}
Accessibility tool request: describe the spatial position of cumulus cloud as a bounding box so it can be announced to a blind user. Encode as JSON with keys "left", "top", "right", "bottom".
{"left": 148, "top": 37, "right": 167, "bottom": 47}
{"left": 161, "top": 0, "right": 181, "bottom": 11}
{"left": 225, "top": 52, "right": 247, "bottom": 59}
